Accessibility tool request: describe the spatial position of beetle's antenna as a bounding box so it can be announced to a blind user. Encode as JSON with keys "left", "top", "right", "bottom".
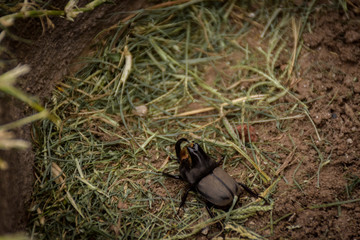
{"left": 175, "top": 138, "right": 189, "bottom": 162}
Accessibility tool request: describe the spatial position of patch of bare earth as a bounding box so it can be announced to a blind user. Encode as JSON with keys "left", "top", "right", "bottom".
{"left": 250, "top": 10, "right": 360, "bottom": 239}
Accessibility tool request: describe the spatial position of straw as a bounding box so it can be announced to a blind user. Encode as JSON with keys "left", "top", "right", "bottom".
{"left": 29, "top": 1, "right": 328, "bottom": 239}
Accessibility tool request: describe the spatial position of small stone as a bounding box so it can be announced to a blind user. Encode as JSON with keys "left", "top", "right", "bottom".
{"left": 313, "top": 115, "right": 322, "bottom": 125}
{"left": 344, "top": 75, "right": 354, "bottom": 87}
{"left": 354, "top": 82, "right": 360, "bottom": 93}
{"left": 133, "top": 105, "right": 148, "bottom": 117}
{"left": 347, "top": 138, "right": 353, "bottom": 144}
{"left": 201, "top": 226, "right": 209, "bottom": 235}
{"left": 315, "top": 73, "right": 323, "bottom": 79}
{"left": 345, "top": 30, "right": 360, "bottom": 43}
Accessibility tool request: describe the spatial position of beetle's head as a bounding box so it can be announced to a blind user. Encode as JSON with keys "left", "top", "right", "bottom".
{"left": 175, "top": 138, "right": 209, "bottom": 169}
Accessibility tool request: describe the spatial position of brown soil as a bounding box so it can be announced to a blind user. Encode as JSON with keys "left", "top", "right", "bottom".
{"left": 250, "top": 9, "right": 360, "bottom": 239}
{"left": 1, "top": 2, "right": 360, "bottom": 239}
{"left": 0, "top": 0, "right": 147, "bottom": 234}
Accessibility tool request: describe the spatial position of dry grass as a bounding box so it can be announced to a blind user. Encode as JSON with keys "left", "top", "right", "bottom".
{"left": 29, "top": 1, "right": 327, "bottom": 239}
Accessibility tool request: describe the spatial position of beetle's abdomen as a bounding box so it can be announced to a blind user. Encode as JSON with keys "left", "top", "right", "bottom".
{"left": 196, "top": 167, "right": 241, "bottom": 208}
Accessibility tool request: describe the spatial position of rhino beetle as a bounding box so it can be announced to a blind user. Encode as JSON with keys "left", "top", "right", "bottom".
{"left": 163, "top": 138, "right": 266, "bottom": 217}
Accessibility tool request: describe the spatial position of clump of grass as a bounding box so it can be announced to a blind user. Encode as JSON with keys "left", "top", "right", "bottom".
{"left": 0, "top": 0, "right": 108, "bottom": 26}
{"left": 30, "top": 1, "right": 317, "bottom": 239}
{"left": 0, "top": 0, "right": 106, "bottom": 171}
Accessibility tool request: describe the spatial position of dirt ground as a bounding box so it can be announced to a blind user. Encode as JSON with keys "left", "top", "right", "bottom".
{"left": 251, "top": 9, "right": 360, "bottom": 239}
{"left": 1, "top": 1, "right": 360, "bottom": 239}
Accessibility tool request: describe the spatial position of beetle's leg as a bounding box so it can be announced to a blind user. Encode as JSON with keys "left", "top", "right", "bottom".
{"left": 177, "top": 185, "right": 192, "bottom": 214}
{"left": 205, "top": 204, "right": 225, "bottom": 237}
{"left": 205, "top": 204, "right": 215, "bottom": 218}
{"left": 237, "top": 182, "right": 268, "bottom": 203}
{"left": 162, "top": 172, "right": 183, "bottom": 180}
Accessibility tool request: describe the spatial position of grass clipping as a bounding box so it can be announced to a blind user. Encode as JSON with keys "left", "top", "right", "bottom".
{"left": 31, "top": 1, "right": 314, "bottom": 239}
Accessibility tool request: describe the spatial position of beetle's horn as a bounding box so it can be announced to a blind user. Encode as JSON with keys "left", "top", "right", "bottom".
{"left": 175, "top": 138, "right": 189, "bottom": 162}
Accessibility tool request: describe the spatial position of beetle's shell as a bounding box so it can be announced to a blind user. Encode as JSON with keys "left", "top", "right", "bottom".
{"left": 196, "top": 167, "right": 241, "bottom": 208}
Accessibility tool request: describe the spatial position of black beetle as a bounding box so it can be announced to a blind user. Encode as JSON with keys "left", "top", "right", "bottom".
{"left": 163, "top": 138, "right": 266, "bottom": 216}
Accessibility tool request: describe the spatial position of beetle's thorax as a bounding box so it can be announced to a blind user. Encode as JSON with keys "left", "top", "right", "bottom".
{"left": 178, "top": 142, "right": 218, "bottom": 184}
